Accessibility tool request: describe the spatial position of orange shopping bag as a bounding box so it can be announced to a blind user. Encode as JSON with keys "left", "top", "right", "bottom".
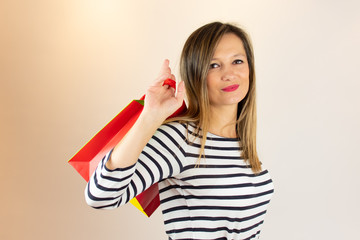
{"left": 69, "top": 79, "right": 186, "bottom": 217}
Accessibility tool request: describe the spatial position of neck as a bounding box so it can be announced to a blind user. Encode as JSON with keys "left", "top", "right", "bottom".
{"left": 208, "top": 105, "right": 238, "bottom": 138}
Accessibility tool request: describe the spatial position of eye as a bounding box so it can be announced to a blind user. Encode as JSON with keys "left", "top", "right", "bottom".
{"left": 233, "top": 59, "right": 244, "bottom": 64}
{"left": 210, "top": 63, "right": 220, "bottom": 69}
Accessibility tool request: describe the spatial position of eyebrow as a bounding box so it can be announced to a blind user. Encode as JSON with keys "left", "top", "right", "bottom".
{"left": 211, "top": 53, "right": 246, "bottom": 61}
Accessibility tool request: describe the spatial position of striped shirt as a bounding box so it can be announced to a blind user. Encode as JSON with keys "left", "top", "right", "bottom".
{"left": 85, "top": 122, "right": 274, "bottom": 240}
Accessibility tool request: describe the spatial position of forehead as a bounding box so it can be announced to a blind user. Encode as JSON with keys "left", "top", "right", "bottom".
{"left": 213, "top": 33, "right": 246, "bottom": 57}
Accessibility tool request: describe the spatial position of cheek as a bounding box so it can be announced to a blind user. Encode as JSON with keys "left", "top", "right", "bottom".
{"left": 239, "top": 63, "right": 250, "bottom": 77}
{"left": 239, "top": 69, "right": 250, "bottom": 87}
{"left": 239, "top": 67, "right": 249, "bottom": 78}
{"left": 239, "top": 74, "right": 250, "bottom": 96}
{"left": 206, "top": 75, "right": 217, "bottom": 92}
{"left": 243, "top": 79, "right": 250, "bottom": 94}
{"left": 206, "top": 77, "right": 219, "bottom": 103}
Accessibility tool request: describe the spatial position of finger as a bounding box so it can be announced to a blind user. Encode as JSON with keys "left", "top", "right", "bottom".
{"left": 163, "top": 78, "right": 176, "bottom": 89}
{"left": 170, "top": 74, "right": 176, "bottom": 81}
{"left": 151, "top": 60, "right": 172, "bottom": 86}
{"left": 158, "top": 59, "right": 170, "bottom": 76}
{"left": 151, "top": 73, "right": 173, "bottom": 87}
{"left": 175, "top": 80, "right": 185, "bottom": 104}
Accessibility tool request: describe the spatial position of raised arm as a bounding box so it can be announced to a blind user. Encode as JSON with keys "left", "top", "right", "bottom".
{"left": 85, "top": 60, "right": 186, "bottom": 208}
{"left": 107, "top": 59, "right": 185, "bottom": 169}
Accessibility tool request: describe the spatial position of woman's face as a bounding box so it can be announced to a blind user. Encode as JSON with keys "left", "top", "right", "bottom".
{"left": 206, "top": 33, "right": 250, "bottom": 109}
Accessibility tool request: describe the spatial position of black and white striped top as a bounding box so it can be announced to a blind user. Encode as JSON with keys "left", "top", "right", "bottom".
{"left": 85, "top": 122, "right": 274, "bottom": 240}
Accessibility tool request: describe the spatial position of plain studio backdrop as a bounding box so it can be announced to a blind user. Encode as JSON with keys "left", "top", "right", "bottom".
{"left": 1, "top": 0, "right": 359, "bottom": 239}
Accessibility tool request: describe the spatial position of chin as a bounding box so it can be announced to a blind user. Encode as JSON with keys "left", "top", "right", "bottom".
{"left": 231, "top": 95, "right": 246, "bottom": 104}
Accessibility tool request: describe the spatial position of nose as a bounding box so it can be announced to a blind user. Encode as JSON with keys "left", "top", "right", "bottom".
{"left": 220, "top": 65, "right": 235, "bottom": 81}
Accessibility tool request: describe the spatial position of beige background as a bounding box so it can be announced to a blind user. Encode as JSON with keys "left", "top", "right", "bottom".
{"left": 1, "top": 0, "right": 359, "bottom": 239}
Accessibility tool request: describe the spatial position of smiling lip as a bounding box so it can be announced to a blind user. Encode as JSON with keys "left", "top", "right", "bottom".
{"left": 221, "top": 84, "right": 239, "bottom": 92}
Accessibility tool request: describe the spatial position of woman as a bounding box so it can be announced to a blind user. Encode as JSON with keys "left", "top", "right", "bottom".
{"left": 85, "top": 22, "right": 274, "bottom": 240}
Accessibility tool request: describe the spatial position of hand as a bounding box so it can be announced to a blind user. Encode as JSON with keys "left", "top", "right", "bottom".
{"left": 142, "top": 59, "right": 185, "bottom": 123}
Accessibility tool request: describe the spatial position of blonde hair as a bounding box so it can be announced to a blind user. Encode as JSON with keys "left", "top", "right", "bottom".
{"left": 170, "top": 22, "right": 261, "bottom": 173}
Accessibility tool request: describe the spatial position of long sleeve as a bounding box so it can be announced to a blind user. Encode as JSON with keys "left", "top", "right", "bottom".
{"left": 85, "top": 122, "right": 188, "bottom": 209}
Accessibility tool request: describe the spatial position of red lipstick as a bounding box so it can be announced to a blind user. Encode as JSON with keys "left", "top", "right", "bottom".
{"left": 221, "top": 84, "right": 239, "bottom": 92}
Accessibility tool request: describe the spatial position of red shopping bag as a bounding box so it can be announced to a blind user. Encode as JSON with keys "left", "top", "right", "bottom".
{"left": 68, "top": 79, "right": 186, "bottom": 217}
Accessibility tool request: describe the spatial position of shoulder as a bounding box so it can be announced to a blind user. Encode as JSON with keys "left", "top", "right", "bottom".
{"left": 156, "top": 121, "right": 188, "bottom": 141}
{"left": 149, "top": 121, "right": 189, "bottom": 159}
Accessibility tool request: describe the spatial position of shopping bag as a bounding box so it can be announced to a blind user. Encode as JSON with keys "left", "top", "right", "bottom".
{"left": 68, "top": 79, "right": 186, "bottom": 217}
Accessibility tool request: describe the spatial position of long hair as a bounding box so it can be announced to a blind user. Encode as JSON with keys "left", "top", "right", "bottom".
{"left": 171, "top": 22, "right": 261, "bottom": 173}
